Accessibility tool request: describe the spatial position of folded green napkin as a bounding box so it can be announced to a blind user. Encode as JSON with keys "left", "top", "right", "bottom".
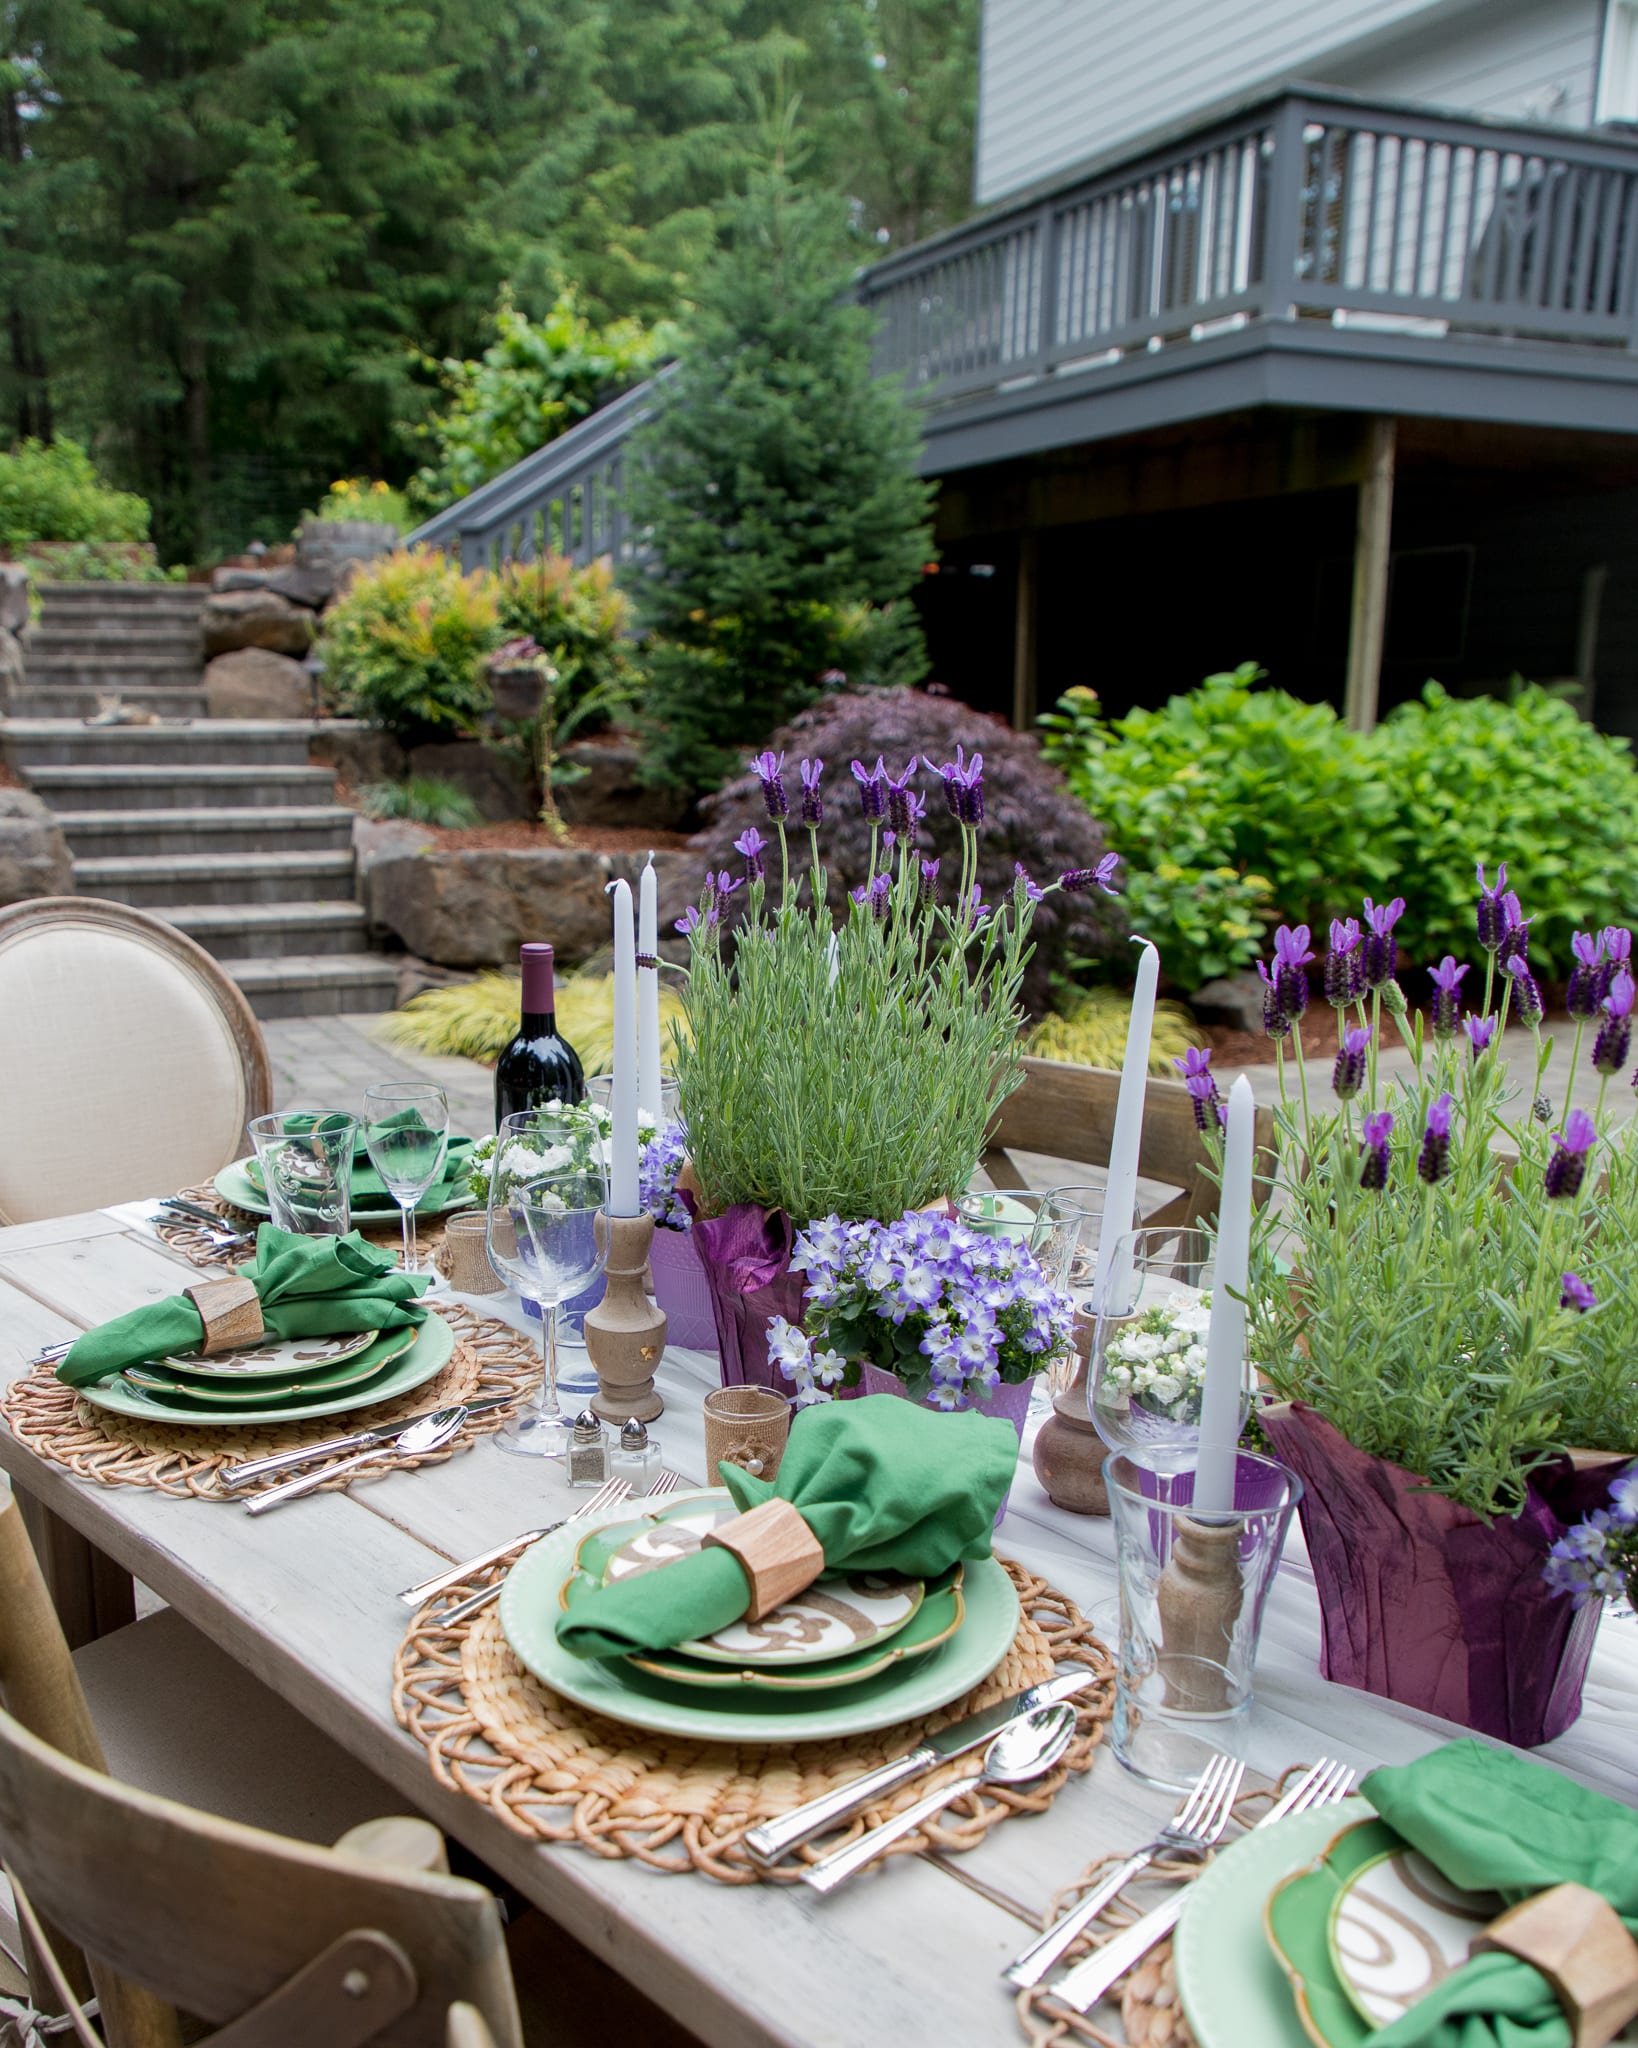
{"left": 57, "top": 1226, "right": 432, "bottom": 1388}
{"left": 247, "top": 1111, "right": 474, "bottom": 1210}
{"left": 1362, "top": 1740, "right": 1638, "bottom": 2048}
{"left": 556, "top": 1394, "right": 1019, "bottom": 1660}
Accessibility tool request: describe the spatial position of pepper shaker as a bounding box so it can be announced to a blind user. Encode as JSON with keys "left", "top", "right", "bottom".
{"left": 609, "top": 1416, "right": 662, "bottom": 1497}
{"left": 567, "top": 1409, "right": 609, "bottom": 1489}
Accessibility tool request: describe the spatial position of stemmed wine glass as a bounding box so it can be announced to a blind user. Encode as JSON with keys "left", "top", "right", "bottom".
{"left": 486, "top": 1110, "right": 610, "bottom": 1456}
{"left": 362, "top": 1083, "right": 450, "bottom": 1274}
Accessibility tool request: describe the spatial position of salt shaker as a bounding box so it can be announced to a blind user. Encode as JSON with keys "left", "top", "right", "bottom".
{"left": 567, "top": 1409, "right": 608, "bottom": 1489}
{"left": 609, "top": 1416, "right": 662, "bottom": 1497}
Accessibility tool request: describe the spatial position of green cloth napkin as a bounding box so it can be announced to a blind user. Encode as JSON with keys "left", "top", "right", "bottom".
{"left": 246, "top": 1111, "right": 474, "bottom": 1210}
{"left": 1362, "top": 1740, "right": 1638, "bottom": 2048}
{"left": 57, "top": 1226, "right": 432, "bottom": 1388}
{"left": 556, "top": 1394, "right": 1020, "bottom": 1660}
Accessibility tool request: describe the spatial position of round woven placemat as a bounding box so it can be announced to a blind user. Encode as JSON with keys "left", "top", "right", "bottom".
{"left": 157, "top": 1183, "right": 457, "bottom": 1270}
{"left": 394, "top": 1557, "right": 1114, "bottom": 1882}
{"left": 0, "top": 1305, "right": 538, "bottom": 1502}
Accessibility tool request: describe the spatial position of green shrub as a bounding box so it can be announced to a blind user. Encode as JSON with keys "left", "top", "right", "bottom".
{"left": 15, "top": 543, "right": 178, "bottom": 585}
{"left": 0, "top": 439, "right": 150, "bottom": 549}
{"left": 358, "top": 776, "right": 482, "bottom": 828}
{"left": 320, "top": 550, "right": 500, "bottom": 746}
{"left": 1027, "top": 986, "right": 1202, "bottom": 1072}
{"left": 493, "top": 555, "right": 640, "bottom": 733}
{"left": 308, "top": 477, "right": 415, "bottom": 533}
{"left": 1120, "top": 863, "right": 1275, "bottom": 992}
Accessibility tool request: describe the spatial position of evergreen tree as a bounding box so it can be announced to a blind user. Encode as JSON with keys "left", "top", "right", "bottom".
{"left": 628, "top": 142, "right": 935, "bottom": 795}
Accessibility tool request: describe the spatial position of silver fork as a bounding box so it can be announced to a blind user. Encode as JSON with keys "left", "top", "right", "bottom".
{"left": 1003, "top": 1752, "right": 1246, "bottom": 1988}
{"left": 400, "top": 1477, "right": 632, "bottom": 1610}
{"left": 1050, "top": 1759, "right": 1357, "bottom": 2013}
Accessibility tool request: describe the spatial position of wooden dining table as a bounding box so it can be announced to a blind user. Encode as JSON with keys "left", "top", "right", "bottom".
{"left": 1, "top": 1204, "right": 1634, "bottom": 2048}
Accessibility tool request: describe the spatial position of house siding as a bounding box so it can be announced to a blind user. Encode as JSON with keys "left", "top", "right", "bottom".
{"left": 976, "top": 0, "right": 1605, "bottom": 205}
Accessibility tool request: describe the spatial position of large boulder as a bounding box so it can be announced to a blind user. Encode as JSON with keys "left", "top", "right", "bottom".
{"left": 0, "top": 566, "right": 30, "bottom": 633}
{"left": 405, "top": 740, "right": 531, "bottom": 823}
{"left": 0, "top": 628, "right": 25, "bottom": 711}
{"left": 557, "top": 734, "right": 689, "bottom": 831}
{"left": 0, "top": 788, "right": 72, "bottom": 904}
{"left": 308, "top": 722, "right": 407, "bottom": 790}
{"left": 212, "top": 564, "right": 335, "bottom": 611}
{"left": 364, "top": 846, "right": 697, "bottom": 969}
{"left": 203, "top": 647, "right": 314, "bottom": 721}
{"left": 201, "top": 587, "right": 315, "bottom": 659}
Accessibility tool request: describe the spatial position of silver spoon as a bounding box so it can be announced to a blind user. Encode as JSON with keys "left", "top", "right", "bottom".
{"left": 800, "top": 1702, "right": 1079, "bottom": 1893}
{"left": 246, "top": 1405, "right": 467, "bottom": 1515}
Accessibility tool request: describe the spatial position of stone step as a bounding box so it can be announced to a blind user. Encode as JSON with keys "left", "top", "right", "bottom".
{"left": 58, "top": 805, "right": 356, "bottom": 857}
{"left": 11, "top": 685, "right": 209, "bottom": 719}
{"left": 31, "top": 622, "right": 202, "bottom": 649}
{"left": 2, "top": 718, "right": 319, "bottom": 768}
{"left": 37, "top": 582, "right": 208, "bottom": 610}
{"left": 218, "top": 952, "right": 401, "bottom": 1021}
{"left": 73, "top": 846, "right": 356, "bottom": 908}
{"left": 23, "top": 762, "right": 338, "bottom": 810}
{"left": 23, "top": 658, "right": 206, "bottom": 690}
{"left": 165, "top": 899, "right": 373, "bottom": 960}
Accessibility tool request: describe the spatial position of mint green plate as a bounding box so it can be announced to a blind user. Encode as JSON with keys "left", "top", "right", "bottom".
{"left": 77, "top": 1315, "right": 454, "bottom": 1428}
{"left": 123, "top": 1326, "right": 417, "bottom": 1407}
{"left": 1172, "top": 1799, "right": 1376, "bottom": 2048}
{"left": 214, "top": 1156, "right": 475, "bottom": 1222}
{"left": 500, "top": 1488, "right": 1022, "bottom": 1744}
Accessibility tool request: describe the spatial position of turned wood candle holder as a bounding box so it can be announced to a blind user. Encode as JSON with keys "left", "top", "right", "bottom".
{"left": 1156, "top": 1514, "right": 1245, "bottom": 1714}
{"left": 1032, "top": 1309, "right": 1111, "bottom": 1516}
{"left": 583, "top": 1211, "right": 666, "bottom": 1423}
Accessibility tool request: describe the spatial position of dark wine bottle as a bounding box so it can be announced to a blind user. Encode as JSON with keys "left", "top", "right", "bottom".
{"left": 495, "top": 943, "right": 585, "bottom": 1123}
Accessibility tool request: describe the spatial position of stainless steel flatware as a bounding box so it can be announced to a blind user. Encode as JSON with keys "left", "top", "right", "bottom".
{"left": 743, "top": 1667, "right": 1100, "bottom": 1867}
{"left": 1003, "top": 1752, "right": 1245, "bottom": 1987}
{"left": 801, "top": 1703, "right": 1080, "bottom": 1894}
{"left": 27, "top": 1340, "right": 75, "bottom": 1367}
{"left": 159, "top": 1196, "right": 242, "bottom": 1227}
{"left": 429, "top": 1477, "right": 643, "bottom": 1626}
{"left": 246, "top": 1406, "right": 468, "bottom": 1514}
{"left": 1050, "top": 1757, "right": 1357, "bottom": 2014}
{"left": 222, "top": 1396, "right": 512, "bottom": 1491}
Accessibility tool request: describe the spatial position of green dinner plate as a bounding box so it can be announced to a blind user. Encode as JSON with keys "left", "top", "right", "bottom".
{"left": 214, "top": 1156, "right": 476, "bottom": 1222}
{"left": 1171, "top": 1799, "right": 1376, "bottom": 2048}
{"left": 123, "top": 1327, "right": 417, "bottom": 1407}
{"left": 77, "top": 1314, "right": 454, "bottom": 1428}
{"left": 500, "top": 1488, "right": 1023, "bottom": 1744}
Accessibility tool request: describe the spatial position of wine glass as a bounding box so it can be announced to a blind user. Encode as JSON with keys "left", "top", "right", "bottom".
{"left": 362, "top": 1083, "right": 450, "bottom": 1273}
{"left": 486, "top": 1110, "right": 610, "bottom": 1455}
{"left": 1089, "top": 1227, "right": 1245, "bottom": 1479}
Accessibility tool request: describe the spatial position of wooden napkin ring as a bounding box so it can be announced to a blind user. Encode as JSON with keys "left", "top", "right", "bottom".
{"left": 701, "top": 1500, "right": 824, "bottom": 1620}
{"left": 1472, "top": 1883, "right": 1638, "bottom": 2048}
{"left": 183, "top": 1277, "right": 265, "bottom": 1356}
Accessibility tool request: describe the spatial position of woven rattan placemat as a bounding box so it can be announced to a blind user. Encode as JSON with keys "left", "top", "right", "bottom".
{"left": 394, "top": 1556, "right": 1115, "bottom": 1882}
{"left": 156, "top": 1183, "right": 457, "bottom": 1270}
{"left": 0, "top": 1305, "right": 537, "bottom": 1502}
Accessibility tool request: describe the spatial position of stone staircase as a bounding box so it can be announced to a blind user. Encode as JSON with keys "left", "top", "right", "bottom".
{"left": 4, "top": 583, "right": 398, "bottom": 1018}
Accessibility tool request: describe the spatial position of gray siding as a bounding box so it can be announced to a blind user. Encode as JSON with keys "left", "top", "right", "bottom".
{"left": 977, "top": 0, "right": 1604, "bottom": 205}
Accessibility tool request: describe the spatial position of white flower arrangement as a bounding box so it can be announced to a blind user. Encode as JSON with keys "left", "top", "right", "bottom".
{"left": 1099, "top": 1293, "right": 1213, "bottom": 1424}
{"left": 468, "top": 1096, "right": 659, "bottom": 1203}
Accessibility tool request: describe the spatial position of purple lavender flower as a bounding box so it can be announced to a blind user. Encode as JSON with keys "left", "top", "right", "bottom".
{"left": 848, "top": 873, "right": 891, "bottom": 922}
{"left": 1360, "top": 1110, "right": 1393, "bottom": 1191}
{"left": 1505, "top": 953, "right": 1545, "bottom": 1027}
{"left": 1463, "top": 1014, "right": 1497, "bottom": 1056}
{"left": 883, "top": 759, "right": 920, "bottom": 836}
{"left": 674, "top": 903, "right": 716, "bottom": 939}
{"left": 733, "top": 826, "right": 767, "bottom": 881}
{"left": 1013, "top": 863, "right": 1044, "bottom": 904}
{"left": 1271, "top": 924, "right": 1314, "bottom": 1024}
{"left": 1427, "top": 957, "right": 1469, "bottom": 1039}
{"left": 1598, "top": 926, "right": 1633, "bottom": 1002}
{"left": 851, "top": 756, "right": 888, "bottom": 822}
{"left": 714, "top": 869, "right": 743, "bottom": 902}
{"left": 799, "top": 756, "right": 824, "bottom": 828}
{"left": 1567, "top": 930, "right": 1606, "bottom": 1018}
{"left": 1175, "top": 1047, "right": 1215, "bottom": 1082}
{"left": 1475, "top": 862, "right": 1509, "bottom": 952}
{"left": 1360, "top": 897, "right": 1405, "bottom": 989}
{"left": 1175, "top": 1048, "right": 1221, "bottom": 1127}
{"left": 1331, "top": 1024, "right": 1371, "bottom": 1100}
{"left": 1500, "top": 891, "right": 1532, "bottom": 964}
{"left": 1593, "top": 969, "right": 1635, "bottom": 1076}
{"left": 1417, "top": 1091, "right": 1454, "bottom": 1184}
{"left": 919, "top": 855, "right": 939, "bottom": 904}
{"left": 1561, "top": 1272, "right": 1597, "bottom": 1313}
{"left": 927, "top": 745, "right": 985, "bottom": 827}
{"left": 1324, "top": 918, "right": 1363, "bottom": 1006}
{"left": 1545, "top": 1108, "right": 1597, "bottom": 1199}
{"left": 964, "top": 882, "right": 991, "bottom": 925}
{"left": 1256, "top": 960, "right": 1291, "bottom": 1040}
{"left": 751, "top": 749, "right": 788, "bottom": 822}
{"left": 1060, "top": 852, "right": 1120, "bottom": 895}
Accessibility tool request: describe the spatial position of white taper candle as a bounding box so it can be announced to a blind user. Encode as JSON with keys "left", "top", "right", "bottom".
{"left": 1091, "top": 938, "right": 1159, "bottom": 1312}
{"left": 637, "top": 856, "right": 662, "bottom": 1121}
{"left": 608, "top": 878, "right": 640, "bottom": 1216}
{"left": 1194, "top": 1074, "right": 1255, "bottom": 1516}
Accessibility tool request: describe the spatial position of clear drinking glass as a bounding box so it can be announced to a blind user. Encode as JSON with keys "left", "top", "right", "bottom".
{"left": 248, "top": 1112, "right": 358, "bottom": 1235}
{"left": 1090, "top": 1227, "right": 1246, "bottom": 1477}
{"left": 362, "top": 1082, "right": 449, "bottom": 1274}
{"left": 958, "top": 1186, "right": 1102, "bottom": 1400}
{"left": 486, "top": 1110, "right": 610, "bottom": 1456}
{"left": 1106, "top": 1451, "right": 1302, "bottom": 1791}
{"left": 585, "top": 1069, "right": 682, "bottom": 1127}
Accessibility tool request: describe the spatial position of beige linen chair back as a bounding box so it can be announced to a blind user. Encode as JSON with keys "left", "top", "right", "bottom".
{"left": 982, "top": 1054, "right": 1278, "bottom": 1228}
{"left": 0, "top": 897, "right": 271, "bottom": 1224}
{"left": 0, "top": 1489, "right": 523, "bottom": 2048}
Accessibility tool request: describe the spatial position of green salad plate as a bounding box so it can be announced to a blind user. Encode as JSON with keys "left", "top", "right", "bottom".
{"left": 78, "top": 1315, "right": 453, "bottom": 1428}
{"left": 214, "top": 1157, "right": 476, "bottom": 1223}
{"left": 123, "top": 1328, "right": 415, "bottom": 1408}
{"left": 500, "top": 1487, "right": 1022, "bottom": 1743}
{"left": 1171, "top": 1798, "right": 1375, "bottom": 2048}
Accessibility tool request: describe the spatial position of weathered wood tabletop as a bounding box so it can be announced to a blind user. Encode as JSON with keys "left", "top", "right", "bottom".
{"left": 1, "top": 1207, "right": 1633, "bottom": 2048}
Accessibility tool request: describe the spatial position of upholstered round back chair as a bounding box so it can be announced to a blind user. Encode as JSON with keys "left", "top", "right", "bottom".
{"left": 0, "top": 897, "right": 272, "bottom": 1225}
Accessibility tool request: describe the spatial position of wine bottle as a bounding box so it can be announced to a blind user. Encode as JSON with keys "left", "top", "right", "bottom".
{"left": 495, "top": 943, "right": 585, "bottom": 1122}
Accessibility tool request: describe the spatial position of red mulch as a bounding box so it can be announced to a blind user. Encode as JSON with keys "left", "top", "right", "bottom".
{"left": 424, "top": 821, "right": 693, "bottom": 853}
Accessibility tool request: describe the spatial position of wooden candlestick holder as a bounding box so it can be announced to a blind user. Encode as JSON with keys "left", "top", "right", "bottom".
{"left": 1032, "top": 1309, "right": 1111, "bottom": 1515}
{"left": 1156, "top": 1514, "right": 1245, "bottom": 1714}
{"left": 583, "top": 1211, "right": 666, "bottom": 1423}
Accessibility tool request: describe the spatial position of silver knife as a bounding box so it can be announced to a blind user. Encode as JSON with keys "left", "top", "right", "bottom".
{"left": 221, "top": 1396, "right": 512, "bottom": 1489}
{"left": 741, "top": 1668, "right": 1098, "bottom": 1866}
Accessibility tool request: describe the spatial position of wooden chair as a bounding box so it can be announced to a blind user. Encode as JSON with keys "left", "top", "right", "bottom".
{"left": 981, "top": 1054, "right": 1278, "bottom": 1227}
{"left": 0, "top": 897, "right": 271, "bottom": 1224}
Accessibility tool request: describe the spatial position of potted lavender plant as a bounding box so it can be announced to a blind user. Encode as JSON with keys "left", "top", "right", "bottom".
{"left": 1217, "top": 872, "right": 1638, "bottom": 1745}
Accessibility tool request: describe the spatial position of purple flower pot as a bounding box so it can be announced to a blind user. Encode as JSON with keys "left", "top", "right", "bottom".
{"left": 857, "top": 1361, "right": 1033, "bottom": 1527}
{"left": 1261, "top": 1402, "right": 1623, "bottom": 1747}
{"left": 691, "top": 1203, "right": 810, "bottom": 1391}
{"left": 648, "top": 1223, "right": 718, "bottom": 1352}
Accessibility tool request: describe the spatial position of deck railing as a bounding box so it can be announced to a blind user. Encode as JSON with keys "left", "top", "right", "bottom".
{"left": 857, "top": 88, "right": 1638, "bottom": 406}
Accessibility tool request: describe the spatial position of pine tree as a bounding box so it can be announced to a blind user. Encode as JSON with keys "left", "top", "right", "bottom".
{"left": 628, "top": 138, "right": 936, "bottom": 795}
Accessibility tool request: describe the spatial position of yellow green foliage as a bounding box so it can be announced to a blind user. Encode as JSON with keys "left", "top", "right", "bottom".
{"left": 1027, "top": 986, "right": 1201, "bottom": 1074}
{"left": 380, "top": 966, "right": 689, "bottom": 1073}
